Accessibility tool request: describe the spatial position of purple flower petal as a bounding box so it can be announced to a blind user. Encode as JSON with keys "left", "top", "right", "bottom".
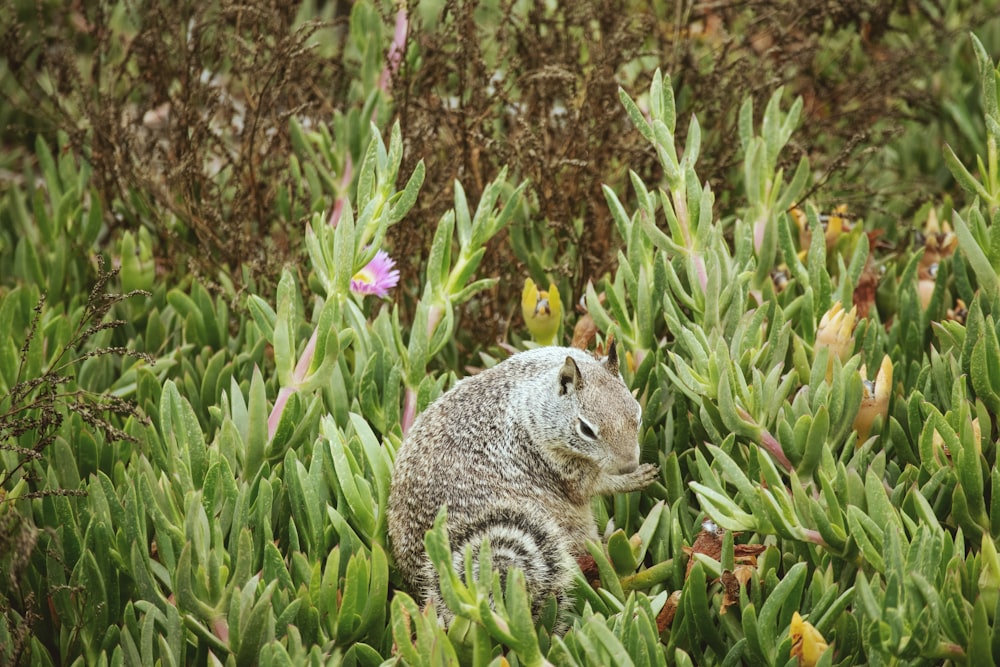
{"left": 351, "top": 249, "right": 400, "bottom": 297}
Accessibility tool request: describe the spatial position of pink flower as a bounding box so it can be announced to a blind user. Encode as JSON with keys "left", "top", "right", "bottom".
{"left": 351, "top": 250, "right": 400, "bottom": 297}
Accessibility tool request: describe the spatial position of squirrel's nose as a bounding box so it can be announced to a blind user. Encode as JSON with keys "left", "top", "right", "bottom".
{"left": 617, "top": 460, "right": 639, "bottom": 475}
{"left": 616, "top": 444, "right": 641, "bottom": 474}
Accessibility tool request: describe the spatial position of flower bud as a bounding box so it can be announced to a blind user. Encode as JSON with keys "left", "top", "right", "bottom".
{"left": 916, "top": 210, "right": 956, "bottom": 311}
{"left": 853, "top": 355, "right": 893, "bottom": 443}
{"left": 917, "top": 262, "right": 938, "bottom": 310}
{"left": 918, "top": 209, "right": 956, "bottom": 271}
{"left": 815, "top": 301, "right": 857, "bottom": 379}
{"left": 521, "top": 278, "right": 562, "bottom": 346}
{"left": 821, "top": 204, "right": 850, "bottom": 249}
{"left": 791, "top": 204, "right": 851, "bottom": 255}
{"left": 790, "top": 611, "right": 829, "bottom": 667}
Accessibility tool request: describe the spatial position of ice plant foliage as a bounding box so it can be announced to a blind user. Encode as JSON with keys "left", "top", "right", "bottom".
{"left": 350, "top": 249, "right": 400, "bottom": 297}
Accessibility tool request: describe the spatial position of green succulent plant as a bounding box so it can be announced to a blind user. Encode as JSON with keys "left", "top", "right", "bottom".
{"left": 4, "top": 2, "right": 1000, "bottom": 665}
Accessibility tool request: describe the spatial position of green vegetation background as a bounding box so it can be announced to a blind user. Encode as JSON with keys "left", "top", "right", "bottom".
{"left": 4, "top": 0, "right": 1000, "bottom": 665}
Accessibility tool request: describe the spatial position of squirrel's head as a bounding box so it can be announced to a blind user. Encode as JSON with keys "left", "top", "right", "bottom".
{"left": 551, "top": 344, "right": 642, "bottom": 475}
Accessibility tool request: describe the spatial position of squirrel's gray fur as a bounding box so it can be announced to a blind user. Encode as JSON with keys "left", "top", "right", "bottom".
{"left": 387, "top": 345, "right": 658, "bottom": 623}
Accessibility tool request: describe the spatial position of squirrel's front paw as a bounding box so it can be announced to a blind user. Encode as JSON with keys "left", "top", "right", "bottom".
{"left": 596, "top": 463, "right": 660, "bottom": 494}
{"left": 617, "top": 463, "right": 659, "bottom": 492}
{"left": 604, "top": 463, "right": 660, "bottom": 493}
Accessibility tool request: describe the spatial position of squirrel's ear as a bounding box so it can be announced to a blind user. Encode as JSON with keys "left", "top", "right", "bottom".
{"left": 559, "top": 357, "right": 584, "bottom": 395}
{"left": 604, "top": 343, "right": 620, "bottom": 375}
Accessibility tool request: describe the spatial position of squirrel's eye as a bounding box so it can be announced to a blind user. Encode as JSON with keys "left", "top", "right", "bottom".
{"left": 576, "top": 418, "right": 598, "bottom": 440}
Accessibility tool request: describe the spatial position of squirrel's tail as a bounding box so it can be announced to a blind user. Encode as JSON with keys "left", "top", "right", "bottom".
{"left": 423, "top": 504, "right": 575, "bottom": 624}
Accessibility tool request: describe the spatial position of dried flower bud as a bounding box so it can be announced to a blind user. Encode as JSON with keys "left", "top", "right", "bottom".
{"left": 571, "top": 312, "right": 598, "bottom": 350}
{"left": 854, "top": 355, "right": 893, "bottom": 443}
{"left": 918, "top": 262, "right": 938, "bottom": 310}
{"left": 920, "top": 208, "right": 957, "bottom": 273}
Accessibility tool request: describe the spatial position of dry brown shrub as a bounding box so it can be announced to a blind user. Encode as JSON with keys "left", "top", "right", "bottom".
{"left": 3, "top": 0, "right": 993, "bottom": 343}
{"left": 389, "top": 0, "right": 987, "bottom": 345}
{"left": 2, "top": 0, "right": 350, "bottom": 289}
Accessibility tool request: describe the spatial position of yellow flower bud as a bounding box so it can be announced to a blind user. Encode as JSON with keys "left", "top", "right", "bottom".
{"left": 790, "top": 611, "right": 829, "bottom": 667}
{"left": 815, "top": 301, "right": 857, "bottom": 379}
{"left": 790, "top": 206, "right": 809, "bottom": 249}
{"left": 823, "top": 204, "right": 849, "bottom": 248}
{"left": 791, "top": 204, "right": 851, "bottom": 255}
{"left": 625, "top": 349, "right": 637, "bottom": 373}
{"left": 925, "top": 207, "right": 943, "bottom": 235}
{"left": 854, "top": 355, "right": 893, "bottom": 444}
{"left": 521, "top": 278, "right": 562, "bottom": 346}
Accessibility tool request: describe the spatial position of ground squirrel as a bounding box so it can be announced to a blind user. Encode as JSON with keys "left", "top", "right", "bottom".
{"left": 387, "top": 344, "right": 658, "bottom": 624}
